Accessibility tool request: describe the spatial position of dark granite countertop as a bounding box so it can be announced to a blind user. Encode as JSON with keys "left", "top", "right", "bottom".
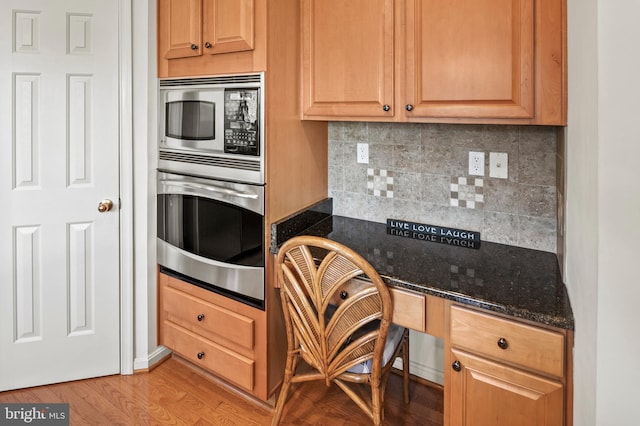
{"left": 271, "top": 200, "right": 574, "bottom": 330}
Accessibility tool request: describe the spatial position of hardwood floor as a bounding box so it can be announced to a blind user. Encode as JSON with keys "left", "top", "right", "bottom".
{"left": 0, "top": 356, "right": 443, "bottom": 425}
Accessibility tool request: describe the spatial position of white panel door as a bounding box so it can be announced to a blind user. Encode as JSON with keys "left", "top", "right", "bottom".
{"left": 0, "top": 0, "right": 121, "bottom": 390}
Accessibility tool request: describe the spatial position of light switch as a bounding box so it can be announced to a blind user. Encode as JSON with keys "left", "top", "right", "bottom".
{"left": 489, "top": 152, "right": 508, "bottom": 179}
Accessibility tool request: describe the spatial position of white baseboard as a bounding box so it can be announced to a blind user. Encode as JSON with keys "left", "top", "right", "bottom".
{"left": 393, "top": 358, "right": 444, "bottom": 386}
{"left": 133, "top": 345, "right": 172, "bottom": 372}
{"left": 409, "top": 359, "right": 444, "bottom": 386}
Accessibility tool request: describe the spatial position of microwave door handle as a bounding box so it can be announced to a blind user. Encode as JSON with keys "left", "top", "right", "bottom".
{"left": 159, "top": 180, "right": 259, "bottom": 200}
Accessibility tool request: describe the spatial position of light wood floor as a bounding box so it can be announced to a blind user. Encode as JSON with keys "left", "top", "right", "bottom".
{"left": 0, "top": 356, "right": 443, "bottom": 425}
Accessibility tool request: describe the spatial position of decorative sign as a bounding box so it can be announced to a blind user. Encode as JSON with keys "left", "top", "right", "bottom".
{"left": 386, "top": 219, "right": 481, "bottom": 249}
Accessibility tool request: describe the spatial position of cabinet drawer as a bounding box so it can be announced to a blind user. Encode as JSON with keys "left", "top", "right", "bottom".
{"left": 163, "top": 321, "right": 254, "bottom": 391}
{"left": 450, "top": 305, "right": 565, "bottom": 378}
{"left": 162, "top": 285, "right": 254, "bottom": 350}
{"left": 389, "top": 287, "right": 426, "bottom": 332}
{"left": 328, "top": 279, "right": 426, "bottom": 332}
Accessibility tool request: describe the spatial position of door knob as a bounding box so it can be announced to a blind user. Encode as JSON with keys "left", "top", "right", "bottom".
{"left": 97, "top": 199, "right": 114, "bottom": 213}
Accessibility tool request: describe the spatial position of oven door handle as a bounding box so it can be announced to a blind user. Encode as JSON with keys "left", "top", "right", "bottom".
{"left": 159, "top": 180, "right": 259, "bottom": 200}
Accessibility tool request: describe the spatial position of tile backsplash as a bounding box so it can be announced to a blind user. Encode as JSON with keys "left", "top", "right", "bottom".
{"left": 328, "top": 122, "right": 560, "bottom": 253}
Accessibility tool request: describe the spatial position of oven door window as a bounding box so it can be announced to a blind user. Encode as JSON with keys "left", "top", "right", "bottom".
{"left": 158, "top": 193, "right": 263, "bottom": 267}
{"left": 165, "top": 100, "right": 215, "bottom": 141}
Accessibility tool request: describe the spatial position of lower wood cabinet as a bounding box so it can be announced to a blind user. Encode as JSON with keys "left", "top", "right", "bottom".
{"left": 446, "top": 305, "right": 572, "bottom": 426}
{"left": 158, "top": 269, "right": 573, "bottom": 422}
{"left": 158, "top": 271, "right": 270, "bottom": 399}
{"left": 449, "top": 349, "right": 564, "bottom": 425}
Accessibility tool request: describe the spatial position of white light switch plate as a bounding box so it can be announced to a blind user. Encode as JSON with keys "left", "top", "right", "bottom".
{"left": 489, "top": 152, "right": 508, "bottom": 179}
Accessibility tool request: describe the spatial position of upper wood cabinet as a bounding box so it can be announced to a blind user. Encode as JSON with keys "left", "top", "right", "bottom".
{"left": 161, "top": 0, "right": 202, "bottom": 60}
{"left": 202, "top": 0, "right": 254, "bottom": 55}
{"left": 301, "top": 0, "right": 395, "bottom": 118}
{"left": 302, "top": 0, "right": 566, "bottom": 125}
{"left": 158, "top": 0, "right": 264, "bottom": 77}
{"left": 406, "top": 0, "right": 535, "bottom": 120}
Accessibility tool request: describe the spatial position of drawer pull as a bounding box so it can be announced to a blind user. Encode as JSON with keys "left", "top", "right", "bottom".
{"left": 197, "top": 352, "right": 205, "bottom": 360}
{"left": 497, "top": 337, "right": 509, "bottom": 350}
{"left": 452, "top": 360, "right": 461, "bottom": 372}
{"left": 197, "top": 313, "right": 205, "bottom": 322}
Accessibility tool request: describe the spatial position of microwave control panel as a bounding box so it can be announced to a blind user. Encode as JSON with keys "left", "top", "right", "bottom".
{"left": 224, "top": 88, "right": 260, "bottom": 156}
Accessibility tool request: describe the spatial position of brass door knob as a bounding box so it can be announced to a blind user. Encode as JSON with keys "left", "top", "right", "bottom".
{"left": 98, "top": 199, "right": 114, "bottom": 213}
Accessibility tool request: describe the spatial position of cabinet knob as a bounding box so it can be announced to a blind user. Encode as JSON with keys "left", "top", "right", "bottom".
{"left": 340, "top": 290, "right": 349, "bottom": 300}
{"left": 197, "top": 313, "right": 205, "bottom": 321}
{"left": 405, "top": 104, "right": 414, "bottom": 112}
{"left": 497, "top": 337, "right": 509, "bottom": 350}
{"left": 204, "top": 42, "right": 212, "bottom": 49}
{"left": 452, "top": 360, "right": 461, "bottom": 372}
{"left": 191, "top": 44, "right": 198, "bottom": 50}
{"left": 382, "top": 104, "right": 390, "bottom": 112}
{"left": 197, "top": 352, "right": 205, "bottom": 360}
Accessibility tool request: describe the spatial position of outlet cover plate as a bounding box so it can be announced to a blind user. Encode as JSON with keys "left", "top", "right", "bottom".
{"left": 357, "top": 143, "right": 369, "bottom": 164}
{"left": 469, "top": 151, "right": 484, "bottom": 176}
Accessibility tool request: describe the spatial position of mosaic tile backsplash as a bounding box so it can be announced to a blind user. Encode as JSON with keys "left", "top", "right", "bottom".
{"left": 328, "top": 122, "right": 560, "bottom": 253}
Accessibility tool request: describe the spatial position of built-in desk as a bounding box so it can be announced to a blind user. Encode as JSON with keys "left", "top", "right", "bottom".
{"left": 271, "top": 200, "right": 574, "bottom": 425}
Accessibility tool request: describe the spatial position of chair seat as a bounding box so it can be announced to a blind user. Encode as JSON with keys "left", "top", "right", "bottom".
{"left": 347, "top": 323, "right": 406, "bottom": 374}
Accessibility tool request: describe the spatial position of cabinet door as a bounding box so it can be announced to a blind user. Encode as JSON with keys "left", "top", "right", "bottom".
{"left": 301, "top": 0, "right": 395, "bottom": 119}
{"left": 405, "top": 0, "right": 535, "bottom": 119}
{"left": 202, "top": 0, "right": 254, "bottom": 55}
{"left": 159, "top": 0, "right": 202, "bottom": 59}
{"left": 449, "top": 349, "right": 564, "bottom": 426}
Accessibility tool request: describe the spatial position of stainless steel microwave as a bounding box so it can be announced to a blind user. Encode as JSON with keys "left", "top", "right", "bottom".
{"left": 158, "top": 73, "right": 265, "bottom": 185}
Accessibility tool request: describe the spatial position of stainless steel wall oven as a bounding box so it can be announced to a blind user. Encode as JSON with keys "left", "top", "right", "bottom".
{"left": 157, "top": 73, "right": 266, "bottom": 309}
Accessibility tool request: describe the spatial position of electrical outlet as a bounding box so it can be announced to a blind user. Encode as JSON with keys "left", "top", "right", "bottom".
{"left": 357, "top": 143, "right": 369, "bottom": 164}
{"left": 468, "top": 151, "right": 485, "bottom": 176}
{"left": 489, "top": 152, "right": 508, "bottom": 179}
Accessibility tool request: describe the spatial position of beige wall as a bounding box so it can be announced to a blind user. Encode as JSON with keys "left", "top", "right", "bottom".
{"left": 566, "top": 0, "right": 640, "bottom": 424}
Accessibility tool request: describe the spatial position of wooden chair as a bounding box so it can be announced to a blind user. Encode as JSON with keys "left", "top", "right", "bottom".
{"left": 272, "top": 235, "right": 410, "bottom": 426}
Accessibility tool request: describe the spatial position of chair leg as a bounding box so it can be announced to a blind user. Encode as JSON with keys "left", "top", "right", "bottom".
{"left": 271, "top": 354, "right": 297, "bottom": 426}
{"left": 402, "top": 329, "right": 410, "bottom": 404}
{"left": 371, "top": 375, "right": 383, "bottom": 426}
